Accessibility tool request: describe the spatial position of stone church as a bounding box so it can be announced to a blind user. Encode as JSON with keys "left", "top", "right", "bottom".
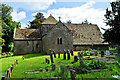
{"left": 13, "top": 14, "right": 108, "bottom": 55}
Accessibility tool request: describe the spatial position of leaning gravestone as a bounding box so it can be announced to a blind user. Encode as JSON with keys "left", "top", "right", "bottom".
{"left": 51, "top": 63, "right": 56, "bottom": 71}
{"left": 74, "top": 55, "right": 78, "bottom": 62}
{"left": 94, "top": 51, "right": 98, "bottom": 56}
{"left": 101, "top": 51, "right": 104, "bottom": 57}
{"left": 70, "top": 50, "right": 74, "bottom": 56}
{"left": 63, "top": 49, "right": 66, "bottom": 60}
{"left": 106, "top": 50, "right": 110, "bottom": 56}
{"left": 47, "top": 59, "right": 50, "bottom": 64}
{"left": 49, "top": 50, "right": 54, "bottom": 63}
{"left": 45, "top": 58, "right": 48, "bottom": 63}
{"left": 58, "top": 52, "right": 60, "bottom": 58}
{"left": 67, "top": 50, "right": 70, "bottom": 60}
{"left": 53, "top": 51, "right": 56, "bottom": 58}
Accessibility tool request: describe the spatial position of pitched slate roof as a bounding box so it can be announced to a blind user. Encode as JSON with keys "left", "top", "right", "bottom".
{"left": 64, "top": 23, "right": 104, "bottom": 45}
{"left": 42, "top": 14, "right": 58, "bottom": 24}
{"left": 14, "top": 28, "right": 40, "bottom": 39}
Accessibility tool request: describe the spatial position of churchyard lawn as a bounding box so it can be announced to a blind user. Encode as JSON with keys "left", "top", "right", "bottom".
{"left": 0, "top": 51, "right": 118, "bottom": 79}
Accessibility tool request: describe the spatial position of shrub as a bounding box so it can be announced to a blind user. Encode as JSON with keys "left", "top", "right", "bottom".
{"left": 88, "top": 60, "right": 107, "bottom": 69}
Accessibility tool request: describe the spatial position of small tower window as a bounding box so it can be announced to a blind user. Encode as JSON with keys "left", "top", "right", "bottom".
{"left": 57, "top": 38, "right": 62, "bottom": 45}
{"left": 60, "top": 38, "right": 62, "bottom": 44}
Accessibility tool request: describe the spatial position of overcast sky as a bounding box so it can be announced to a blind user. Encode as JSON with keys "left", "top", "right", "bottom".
{"left": 2, "top": 0, "right": 117, "bottom": 33}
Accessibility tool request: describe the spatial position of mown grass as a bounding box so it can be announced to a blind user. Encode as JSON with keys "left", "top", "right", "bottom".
{"left": 1, "top": 51, "right": 117, "bottom": 79}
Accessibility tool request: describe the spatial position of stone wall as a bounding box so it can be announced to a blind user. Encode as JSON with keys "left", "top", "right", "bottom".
{"left": 14, "top": 40, "right": 42, "bottom": 55}
{"left": 42, "top": 22, "right": 73, "bottom": 54}
{"left": 73, "top": 44, "right": 109, "bottom": 51}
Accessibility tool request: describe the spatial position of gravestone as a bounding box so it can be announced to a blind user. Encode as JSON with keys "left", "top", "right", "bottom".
{"left": 15, "top": 60, "right": 17, "bottom": 66}
{"left": 10, "top": 66, "right": 13, "bottom": 72}
{"left": 78, "top": 52, "right": 82, "bottom": 58}
{"left": 22, "top": 57, "right": 24, "bottom": 60}
{"left": 94, "top": 51, "right": 98, "bottom": 56}
{"left": 70, "top": 69, "right": 76, "bottom": 80}
{"left": 67, "top": 50, "right": 70, "bottom": 60}
{"left": 7, "top": 69, "right": 10, "bottom": 78}
{"left": 60, "top": 65, "right": 65, "bottom": 74}
{"left": 47, "top": 59, "right": 50, "bottom": 64}
{"left": 70, "top": 50, "right": 74, "bottom": 56}
{"left": 16, "top": 60, "right": 18, "bottom": 64}
{"left": 39, "top": 68, "right": 43, "bottom": 72}
{"left": 50, "top": 51, "right": 54, "bottom": 63}
{"left": 74, "top": 55, "right": 78, "bottom": 62}
{"left": 45, "top": 58, "right": 48, "bottom": 63}
{"left": 1, "top": 76, "right": 5, "bottom": 80}
{"left": 106, "top": 50, "right": 110, "bottom": 56}
{"left": 84, "top": 53, "right": 87, "bottom": 56}
{"left": 101, "top": 51, "right": 104, "bottom": 57}
{"left": 12, "top": 64, "right": 14, "bottom": 69}
{"left": 58, "top": 52, "right": 60, "bottom": 58}
{"left": 51, "top": 63, "right": 56, "bottom": 71}
{"left": 53, "top": 51, "right": 56, "bottom": 58}
{"left": 63, "top": 50, "right": 66, "bottom": 60}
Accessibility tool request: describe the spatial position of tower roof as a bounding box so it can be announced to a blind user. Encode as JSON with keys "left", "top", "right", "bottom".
{"left": 42, "top": 14, "right": 58, "bottom": 24}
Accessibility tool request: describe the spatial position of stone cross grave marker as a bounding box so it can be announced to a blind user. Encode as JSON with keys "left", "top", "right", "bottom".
{"left": 63, "top": 49, "right": 66, "bottom": 60}
{"left": 67, "top": 50, "right": 70, "bottom": 60}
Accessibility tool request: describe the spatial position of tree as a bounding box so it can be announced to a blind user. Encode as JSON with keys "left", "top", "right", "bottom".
{"left": 103, "top": 1, "right": 120, "bottom": 57}
{"left": 66, "top": 20, "right": 72, "bottom": 24}
{"left": 1, "top": 3, "right": 21, "bottom": 52}
{"left": 81, "top": 19, "right": 89, "bottom": 24}
{"left": 29, "top": 12, "right": 46, "bottom": 29}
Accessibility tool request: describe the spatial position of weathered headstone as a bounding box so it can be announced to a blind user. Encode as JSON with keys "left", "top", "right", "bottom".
{"left": 1, "top": 76, "right": 5, "bottom": 80}
{"left": 10, "top": 66, "right": 13, "bottom": 72}
{"left": 74, "top": 55, "right": 78, "bottom": 62}
{"left": 15, "top": 60, "right": 17, "bottom": 66}
{"left": 70, "top": 50, "right": 74, "bottom": 56}
{"left": 47, "top": 59, "right": 50, "bottom": 64}
{"left": 7, "top": 69, "right": 9, "bottom": 78}
{"left": 101, "top": 51, "right": 104, "bottom": 57}
{"left": 70, "top": 69, "right": 76, "bottom": 80}
{"left": 60, "top": 65, "right": 65, "bottom": 74}
{"left": 15, "top": 60, "right": 18, "bottom": 65}
{"left": 50, "top": 51, "right": 54, "bottom": 63}
{"left": 67, "top": 50, "right": 70, "bottom": 60}
{"left": 53, "top": 51, "right": 56, "bottom": 58}
{"left": 51, "top": 63, "right": 56, "bottom": 71}
{"left": 39, "top": 68, "right": 43, "bottom": 72}
{"left": 46, "top": 69, "right": 48, "bottom": 72}
{"left": 78, "top": 52, "right": 82, "bottom": 58}
{"left": 84, "top": 53, "right": 87, "bottom": 56}
{"left": 45, "top": 58, "right": 48, "bottom": 63}
{"left": 63, "top": 50, "right": 66, "bottom": 60}
{"left": 22, "top": 57, "right": 24, "bottom": 60}
{"left": 58, "top": 52, "right": 60, "bottom": 58}
{"left": 106, "top": 50, "right": 110, "bottom": 56}
{"left": 94, "top": 51, "right": 98, "bottom": 56}
{"left": 12, "top": 64, "right": 14, "bottom": 69}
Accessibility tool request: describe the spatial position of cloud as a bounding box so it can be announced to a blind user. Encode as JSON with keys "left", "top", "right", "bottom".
{"left": 39, "top": 1, "right": 109, "bottom": 33}
{"left": 11, "top": 11, "right": 26, "bottom": 22}
{"left": 3, "top": 0, "right": 56, "bottom": 11}
{"left": 21, "top": 23, "right": 28, "bottom": 29}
